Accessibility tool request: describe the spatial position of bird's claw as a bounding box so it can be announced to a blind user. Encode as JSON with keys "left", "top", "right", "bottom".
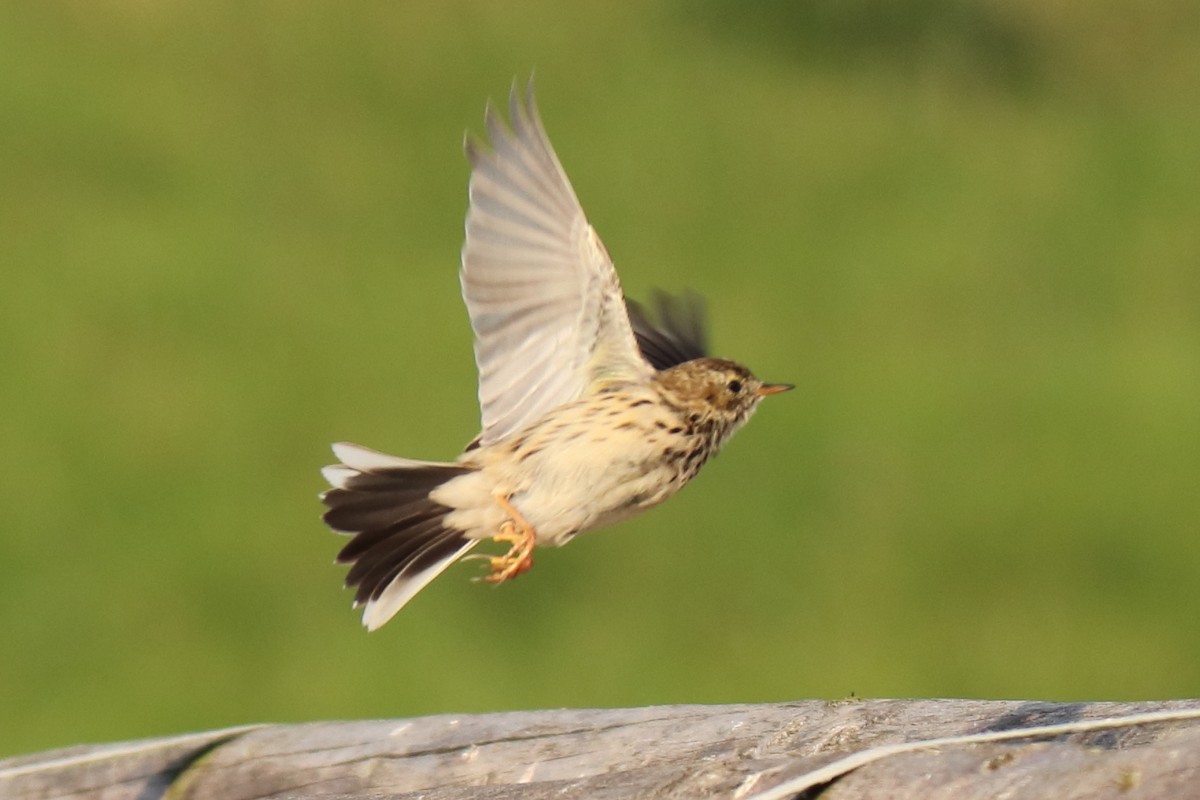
{"left": 471, "top": 511, "right": 536, "bottom": 584}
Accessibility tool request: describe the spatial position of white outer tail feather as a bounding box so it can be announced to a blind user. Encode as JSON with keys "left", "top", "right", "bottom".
{"left": 359, "top": 539, "right": 479, "bottom": 631}
{"left": 331, "top": 441, "right": 448, "bottom": 471}
{"left": 323, "top": 441, "right": 482, "bottom": 630}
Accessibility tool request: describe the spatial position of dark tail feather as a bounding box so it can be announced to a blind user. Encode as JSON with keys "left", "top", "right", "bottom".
{"left": 320, "top": 442, "right": 478, "bottom": 629}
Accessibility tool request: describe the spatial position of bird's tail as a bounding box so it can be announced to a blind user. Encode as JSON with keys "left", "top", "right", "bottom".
{"left": 320, "top": 442, "right": 479, "bottom": 630}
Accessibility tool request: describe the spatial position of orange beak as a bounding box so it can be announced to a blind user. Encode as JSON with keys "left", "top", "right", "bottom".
{"left": 756, "top": 383, "right": 794, "bottom": 397}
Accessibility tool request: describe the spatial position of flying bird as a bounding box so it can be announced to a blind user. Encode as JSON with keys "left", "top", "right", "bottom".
{"left": 321, "top": 85, "right": 791, "bottom": 630}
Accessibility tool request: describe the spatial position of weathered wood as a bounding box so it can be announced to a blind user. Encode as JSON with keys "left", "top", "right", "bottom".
{"left": 3, "top": 700, "right": 1199, "bottom": 799}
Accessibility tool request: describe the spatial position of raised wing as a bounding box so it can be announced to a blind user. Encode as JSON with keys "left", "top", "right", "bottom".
{"left": 627, "top": 289, "right": 709, "bottom": 370}
{"left": 461, "top": 84, "right": 651, "bottom": 447}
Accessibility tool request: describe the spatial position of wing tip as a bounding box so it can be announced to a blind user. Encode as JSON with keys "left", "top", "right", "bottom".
{"left": 467, "top": 75, "right": 548, "bottom": 164}
{"left": 627, "top": 288, "right": 711, "bottom": 370}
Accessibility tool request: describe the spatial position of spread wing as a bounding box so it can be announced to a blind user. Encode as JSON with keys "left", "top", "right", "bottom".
{"left": 627, "top": 290, "right": 709, "bottom": 370}
{"left": 460, "top": 83, "right": 652, "bottom": 447}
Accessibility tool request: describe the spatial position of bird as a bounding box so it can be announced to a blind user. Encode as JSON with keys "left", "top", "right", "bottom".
{"left": 321, "top": 83, "right": 792, "bottom": 630}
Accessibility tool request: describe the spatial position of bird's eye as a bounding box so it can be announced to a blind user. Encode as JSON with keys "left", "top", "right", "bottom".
{"left": 727, "top": 379, "right": 743, "bottom": 394}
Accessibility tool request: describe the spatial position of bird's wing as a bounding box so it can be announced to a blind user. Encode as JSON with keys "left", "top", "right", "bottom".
{"left": 461, "top": 83, "right": 652, "bottom": 448}
{"left": 627, "top": 290, "right": 709, "bottom": 370}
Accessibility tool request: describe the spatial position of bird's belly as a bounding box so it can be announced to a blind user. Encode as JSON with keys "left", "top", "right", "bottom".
{"left": 506, "top": 428, "right": 686, "bottom": 545}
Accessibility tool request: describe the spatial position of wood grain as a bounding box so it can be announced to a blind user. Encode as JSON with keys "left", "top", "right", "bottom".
{"left": 3, "top": 700, "right": 1199, "bottom": 799}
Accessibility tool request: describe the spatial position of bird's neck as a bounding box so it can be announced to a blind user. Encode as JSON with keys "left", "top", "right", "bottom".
{"left": 653, "top": 383, "right": 742, "bottom": 450}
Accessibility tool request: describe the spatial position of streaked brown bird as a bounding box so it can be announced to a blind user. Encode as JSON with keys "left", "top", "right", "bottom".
{"left": 321, "top": 84, "right": 792, "bottom": 629}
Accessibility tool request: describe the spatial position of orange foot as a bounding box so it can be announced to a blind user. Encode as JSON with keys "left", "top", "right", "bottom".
{"left": 476, "top": 495, "right": 536, "bottom": 584}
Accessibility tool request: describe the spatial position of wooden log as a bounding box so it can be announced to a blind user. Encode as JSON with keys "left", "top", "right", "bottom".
{"left": 3, "top": 700, "right": 1199, "bottom": 799}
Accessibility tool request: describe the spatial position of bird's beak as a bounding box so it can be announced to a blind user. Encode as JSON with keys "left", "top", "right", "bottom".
{"left": 756, "top": 383, "right": 795, "bottom": 397}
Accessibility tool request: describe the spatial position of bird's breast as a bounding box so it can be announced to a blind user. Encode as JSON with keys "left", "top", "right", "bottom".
{"left": 478, "top": 390, "right": 705, "bottom": 544}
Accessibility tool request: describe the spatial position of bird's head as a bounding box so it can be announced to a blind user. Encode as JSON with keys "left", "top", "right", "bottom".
{"left": 656, "top": 358, "right": 792, "bottom": 439}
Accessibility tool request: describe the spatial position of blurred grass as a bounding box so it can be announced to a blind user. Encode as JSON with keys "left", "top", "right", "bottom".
{"left": 2, "top": 0, "right": 1199, "bottom": 757}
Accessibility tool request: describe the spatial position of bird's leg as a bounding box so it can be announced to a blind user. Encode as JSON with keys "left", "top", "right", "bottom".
{"left": 476, "top": 494, "right": 536, "bottom": 584}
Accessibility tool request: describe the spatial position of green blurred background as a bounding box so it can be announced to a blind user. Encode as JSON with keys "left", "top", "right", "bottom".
{"left": 2, "top": 0, "right": 1199, "bottom": 758}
